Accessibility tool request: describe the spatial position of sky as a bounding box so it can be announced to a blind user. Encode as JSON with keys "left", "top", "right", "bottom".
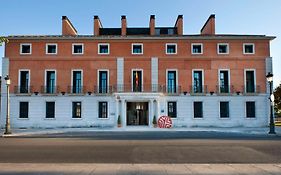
{"left": 0, "top": 0, "right": 280, "bottom": 87}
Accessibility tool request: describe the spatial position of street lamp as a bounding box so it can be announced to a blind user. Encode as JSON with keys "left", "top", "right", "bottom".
{"left": 266, "top": 72, "right": 275, "bottom": 134}
{"left": 4, "top": 75, "right": 11, "bottom": 135}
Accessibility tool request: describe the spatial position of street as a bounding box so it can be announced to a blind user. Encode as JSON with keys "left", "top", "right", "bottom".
{"left": 0, "top": 131, "right": 280, "bottom": 163}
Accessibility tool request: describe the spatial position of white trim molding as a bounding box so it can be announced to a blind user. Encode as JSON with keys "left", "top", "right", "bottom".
{"left": 243, "top": 43, "right": 255, "bottom": 54}
{"left": 20, "top": 43, "right": 32, "bottom": 55}
{"left": 191, "top": 43, "right": 203, "bottom": 55}
{"left": 98, "top": 43, "right": 110, "bottom": 55}
{"left": 45, "top": 43, "right": 58, "bottom": 55}
{"left": 217, "top": 43, "right": 229, "bottom": 55}
{"left": 165, "top": 43, "right": 177, "bottom": 55}
{"left": 131, "top": 43, "right": 143, "bottom": 55}
{"left": 72, "top": 43, "right": 84, "bottom": 55}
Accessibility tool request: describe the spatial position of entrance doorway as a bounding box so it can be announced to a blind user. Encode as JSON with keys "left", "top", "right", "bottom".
{"left": 127, "top": 102, "right": 148, "bottom": 126}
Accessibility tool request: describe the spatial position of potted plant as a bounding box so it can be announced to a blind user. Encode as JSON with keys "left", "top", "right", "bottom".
{"left": 152, "top": 115, "right": 157, "bottom": 128}
{"left": 117, "top": 115, "right": 122, "bottom": 127}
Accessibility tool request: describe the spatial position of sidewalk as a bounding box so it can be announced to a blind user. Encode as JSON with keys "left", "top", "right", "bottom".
{"left": 1, "top": 126, "right": 281, "bottom": 137}
{"left": 0, "top": 163, "right": 281, "bottom": 175}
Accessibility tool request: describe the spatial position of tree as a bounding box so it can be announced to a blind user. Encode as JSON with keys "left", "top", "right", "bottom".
{"left": 0, "top": 36, "right": 8, "bottom": 46}
{"left": 274, "top": 83, "right": 281, "bottom": 117}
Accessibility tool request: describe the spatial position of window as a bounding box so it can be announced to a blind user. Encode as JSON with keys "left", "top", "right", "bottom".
{"left": 194, "top": 102, "right": 203, "bottom": 118}
{"left": 46, "top": 102, "right": 55, "bottom": 118}
{"left": 193, "top": 70, "right": 203, "bottom": 93}
{"left": 132, "top": 70, "right": 142, "bottom": 92}
{"left": 246, "top": 102, "right": 255, "bottom": 118}
{"left": 45, "top": 70, "right": 56, "bottom": 93}
{"left": 98, "top": 102, "right": 108, "bottom": 118}
{"left": 167, "top": 70, "right": 177, "bottom": 93}
{"left": 217, "top": 43, "right": 229, "bottom": 54}
{"left": 99, "top": 70, "right": 108, "bottom": 93}
{"left": 98, "top": 44, "right": 109, "bottom": 54}
{"left": 72, "top": 70, "right": 82, "bottom": 93}
{"left": 19, "top": 70, "right": 30, "bottom": 93}
{"left": 166, "top": 44, "right": 177, "bottom": 54}
{"left": 72, "top": 102, "right": 82, "bottom": 118}
{"left": 245, "top": 70, "right": 255, "bottom": 93}
{"left": 132, "top": 44, "right": 143, "bottom": 54}
{"left": 46, "top": 44, "right": 57, "bottom": 54}
{"left": 220, "top": 102, "right": 229, "bottom": 118}
{"left": 219, "top": 70, "right": 229, "bottom": 93}
{"left": 192, "top": 43, "right": 203, "bottom": 54}
{"left": 20, "top": 44, "right": 31, "bottom": 54}
{"left": 19, "top": 102, "right": 29, "bottom": 118}
{"left": 243, "top": 43, "right": 255, "bottom": 54}
{"left": 168, "top": 102, "right": 177, "bottom": 118}
{"left": 72, "top": 44, "right": 84, "bottom": 54}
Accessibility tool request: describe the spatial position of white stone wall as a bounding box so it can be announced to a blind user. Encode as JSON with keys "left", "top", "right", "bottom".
{"left": 3, "top": 93, "right": 269, "bottom": 128}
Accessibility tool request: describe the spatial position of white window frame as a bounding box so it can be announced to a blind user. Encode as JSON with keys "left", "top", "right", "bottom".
{"left": 217, "top": 43, "right": 229, "bottom": 54}
{"left": 219, "top": 101, "right": 230, "bottom": 119}
{"left": 167, "top": 101, "right": 178, "bottom": 118}
{"left": 98, "top": 101, "right": 109, "bottom": 120}
{"left": 45, "top": 101, "right": 56, "bottom": 119}
{"left": 131, "top": 43, "right": 143, "bottom": 55}
{"left": 165, "top": 43, "right": 177, "bottom": 55}
{"left": 46, "top": 43, "right": 58, "bottom": 55}
{"left": 18, "top": 101, "right": 30, "bottom": 119}
{"left": 131, "top": 69, "right": 144, "bottom": 92}
{"left": 244, "top": 69, "right": 256, "bottom": 93}
{"left": 72, "top": 43, "right": 84, "bottom": 55}
{"left": 71, "top": 101, "right": 83, "bottom": 119}
{"left": 192, "top": 69, "right": 205, "bottom": 93}
{"left": 218, "top": 69, "right": 231, "bottom": 93}
{"left": 166, "top": 69, "right": 178, "bottom": 92}
{"left": 20, "top": 43, "right": 32, "bottom": 55}
{"left": 18, "top": 69, "right": 31, "bottom": 89}
{"left": 191, "top": 43, "right": 203, "bottom": 55}
{"left": 71, "top": 69, "right": 83, "bottom": 92}
{"left": 192, "top": 101, "right": 204, "bottom": 119}
{"left": 245, "top": 101, "right": 256, "bottom": 119}
{"left": 97, "top": 69, "right": 110, "bottom": 91}
{"left": 44, "top": 69, "right": 57, "bottom": 87}
{"left": 98, "top": 43, "right": 110, "bottom": 55}
{"left": 243, "top": 43, "right": 255, "bottom": 54}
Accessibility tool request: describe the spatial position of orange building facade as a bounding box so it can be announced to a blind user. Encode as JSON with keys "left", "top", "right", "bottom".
{"left": 1, "top": 15, "right": 275, "bottom": 128}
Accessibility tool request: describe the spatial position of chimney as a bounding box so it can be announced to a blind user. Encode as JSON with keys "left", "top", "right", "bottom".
{"left": 200, "top": 14, "right": 215, "bottom": 35}
{"left": 121, "top": 15, "right": 127, "bottom": 36}
{"left": 94, "top": 15, "right": 102, "bottom": 36}
{"left": 175, "top": 15, "right": 183, "bottom": 35}
{"left": 62, "top": 16, "right": 77, "bottom": 36}
{"left": 149, "top": 15, "right": 155, "bottom": 35}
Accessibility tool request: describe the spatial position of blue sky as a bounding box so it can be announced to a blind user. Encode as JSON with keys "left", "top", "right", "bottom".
{"left": 0, "top": 0, "right": 280, "bottom": 86}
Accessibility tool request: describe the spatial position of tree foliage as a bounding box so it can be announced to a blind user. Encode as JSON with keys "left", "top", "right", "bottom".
{"left": 274, "top": 83, "right": 281, "bottom": 116}
{"left": 0, "top": 36, "right": 9, "bottom": 46}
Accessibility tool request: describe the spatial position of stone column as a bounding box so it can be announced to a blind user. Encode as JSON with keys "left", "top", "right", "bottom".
{"left": 121, "top": 99, "right": 126, "bottom": 127}
{"left": 149, "top": 99, "right": 154, "bottom": 127}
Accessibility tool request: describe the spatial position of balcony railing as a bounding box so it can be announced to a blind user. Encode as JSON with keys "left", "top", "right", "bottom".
{"left": 216, "top": 85, "right": 235, "bottom": 94}
{"left": 67, "top": 86, "right": 85, "bottom": 94}
{"left": 162, "top": 85, "right": 181, "bottom": 95}
{"left": 190, "top": 85, "right": 208, "bottom": 95}
{"left": 14, "top": 86, "right": 33, "bottom": 94}
{"left": 41, "top": 86, "right": 60, "bottom": 94}
{"left": 94, "top": 86, "right": 113, "bottom": 95}
{"left": 242, "top": 85, "right": 260, "bottom": 94}
{"left": 112, "top": 84, "right": 163, "bottom": 93}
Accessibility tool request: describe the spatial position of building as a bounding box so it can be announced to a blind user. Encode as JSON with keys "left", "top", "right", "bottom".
{"left": 1, "top": 15, "right": 275, "bottom": 128}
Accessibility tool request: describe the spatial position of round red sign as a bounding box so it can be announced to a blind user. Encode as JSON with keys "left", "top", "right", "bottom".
{"left": 157, "top": 116, "right": 172, "bottom": 128}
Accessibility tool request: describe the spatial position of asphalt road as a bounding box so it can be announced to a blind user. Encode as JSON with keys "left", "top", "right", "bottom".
{"left": 0, "top": 131, "right": 281, "bottom": 164}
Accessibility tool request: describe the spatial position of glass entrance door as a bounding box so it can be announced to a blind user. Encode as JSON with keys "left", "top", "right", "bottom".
{"left": 127, "top": 102, "right": 148, "bottom": 126}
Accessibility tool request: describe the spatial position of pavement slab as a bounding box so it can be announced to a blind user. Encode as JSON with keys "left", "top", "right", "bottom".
{"left": 1, "top": 164, "right": 281, "bottom": 175}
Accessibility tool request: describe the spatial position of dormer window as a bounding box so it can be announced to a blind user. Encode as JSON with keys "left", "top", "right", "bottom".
{"left": 20, "top": 44, "right": 32, "bottom": 54}
{"left": 192, "top": 43, "right": 203, "bottom": 54}
{"left": 98, "top": 43, "right": 110, "bottom": 54}
{"left": 166, "top": 43, "right": 177, "bottom": 54}
{"left": 243, "top": 43, "right": 255, "bottom": 54}
{"left": 72, "top": 43, "right": 84, "bottom": 54}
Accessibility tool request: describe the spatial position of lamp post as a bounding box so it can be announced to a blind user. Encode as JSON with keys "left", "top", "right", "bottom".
{"left": 266, "top": 72, "right": 276, "bottom": 134}
{"left": 4, "top": 75, "right": 11, "bottom": 135}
